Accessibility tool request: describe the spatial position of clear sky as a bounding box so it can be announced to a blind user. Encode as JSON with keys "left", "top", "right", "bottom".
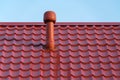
{"left": 0, "top": 0, "right": 120, "bottom": 22}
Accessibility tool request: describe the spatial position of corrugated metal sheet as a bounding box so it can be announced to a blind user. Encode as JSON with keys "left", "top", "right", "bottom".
{"left": 0, "top": 22, "right": 120, "bottom": 80}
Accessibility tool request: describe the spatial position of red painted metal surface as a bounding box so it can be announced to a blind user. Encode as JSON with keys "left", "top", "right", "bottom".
{"left": 0, "top": 22, "right": 120, "bottom": 80}
{"left": 44, "top": 11, "right": 56, "bottom": 23}
{"left": 44, "top": 11, "right": 56, "bottom": 50}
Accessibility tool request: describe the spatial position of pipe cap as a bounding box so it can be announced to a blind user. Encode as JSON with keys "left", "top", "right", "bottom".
{"left": 44, "top": 11, "right": 56, "bottom": 23}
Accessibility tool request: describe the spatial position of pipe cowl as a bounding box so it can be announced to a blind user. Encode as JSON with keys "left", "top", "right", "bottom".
{"left": 44, "top": 11, "right": 56, "bottom": 24}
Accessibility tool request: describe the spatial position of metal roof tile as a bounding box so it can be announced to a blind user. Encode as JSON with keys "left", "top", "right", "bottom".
{"left": 0, "top": 22, "right": 120, "bottom": 80}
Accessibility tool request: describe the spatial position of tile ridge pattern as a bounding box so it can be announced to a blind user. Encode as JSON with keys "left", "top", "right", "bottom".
{"left": 0, "top": 24, "right": 120, "bottom": 80}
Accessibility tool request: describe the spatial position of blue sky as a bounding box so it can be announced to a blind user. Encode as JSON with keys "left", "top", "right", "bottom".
{"left": 0, "top": 0, "right": 120, "bottom": 22}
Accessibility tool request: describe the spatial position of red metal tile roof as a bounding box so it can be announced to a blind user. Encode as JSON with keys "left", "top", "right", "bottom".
{"left": 0, "top": 22, "right": 120, "bottom": 80}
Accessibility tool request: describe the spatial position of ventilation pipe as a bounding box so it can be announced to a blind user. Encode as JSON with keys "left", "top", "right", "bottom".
{"left": 44, "top": 11, "right": 56, "bottom": 50}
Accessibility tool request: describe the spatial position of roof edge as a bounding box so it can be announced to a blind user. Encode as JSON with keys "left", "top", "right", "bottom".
{"left": 0, "top": 22, "right": 120, "bottom": 25}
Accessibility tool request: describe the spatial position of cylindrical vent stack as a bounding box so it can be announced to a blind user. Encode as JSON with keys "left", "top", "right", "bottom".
{"left": 44, "top": 11, "right": 56, "bottom": 50}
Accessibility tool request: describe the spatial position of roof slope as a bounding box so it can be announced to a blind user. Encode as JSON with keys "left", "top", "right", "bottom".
{"left": 0, "top": 22, "right": 120, "bottom": 80}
